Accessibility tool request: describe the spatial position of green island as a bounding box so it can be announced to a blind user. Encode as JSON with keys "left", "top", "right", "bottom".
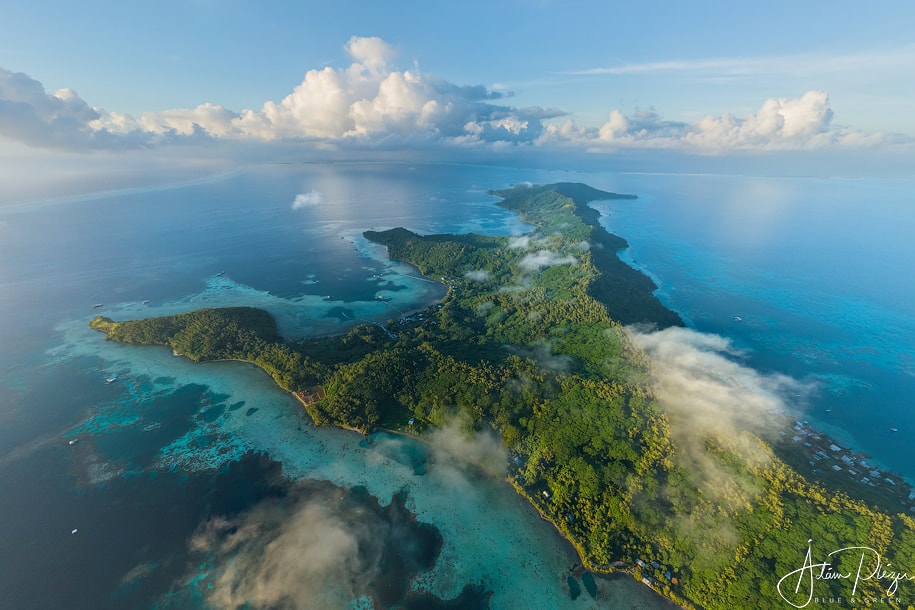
{"left": 91, "top": 183, "right": 915, "bottom": 609}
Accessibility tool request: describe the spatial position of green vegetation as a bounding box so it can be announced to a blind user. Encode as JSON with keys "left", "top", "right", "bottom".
{"left": 90, "top": 184, "right": 915, "bottom": 610}
{"left": 90, "top": 307, "right": 328, "bottom": 401}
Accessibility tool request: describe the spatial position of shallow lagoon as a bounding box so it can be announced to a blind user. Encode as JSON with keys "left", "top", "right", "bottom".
{"left": 0, "top": 163, "right": 674, "bottom": 608}
{"left": 2, "top": 161, "right": 912, "bottom": 607}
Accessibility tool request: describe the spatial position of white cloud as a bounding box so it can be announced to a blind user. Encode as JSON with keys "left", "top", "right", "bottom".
{"left": 566, "top": 45, "right": 915, "bottom": 81}
{"left": 597, "top": 109, "right": 629, "bottom": 140}
{"left": 630, "top": 326, "right": 808, "bottom": 455}
{"left": 291, "top": 190, "right": 323, "bottom": 210}
{"left": 426, "top": 416, "right": 508, "bottom": 477}
{"left": 507, "top": 235, "right": 532, "bottom": 249}
{"left": 135, "top": 35, "right": 550, "bottom": 144}
{"left": 518, "top": 250, "right": 577, "bottom": 271}
{"left": 1, "top": 36, "right": 550, "bottom": 150}
{"left": 685, "top": 91, "right": 833, "bottom": 147}
{"left": 0, "top": 37, "right": 904, "bottom": 153}
{"left": 194, "top": 501, "right": 369, "bottom": 609}
{"left": 139, "top": 103, "right": 239, "bottom": 137}
{"left": 184, "top": 480, "right": 449, "bottom": 610}
{"left": 628, "top": 326, "right": 812, "bottom": 519}
{"left": 541, "top": 90, "right": 882, "bottom": 152}
{"left": 345, "top": 35, "right": 396, "bottom": 73}
{"left": 464, "top": 269, "right": 491, "bottom": 281}
{"left": 0, "top": 67, "right": 146, "bottom": 149}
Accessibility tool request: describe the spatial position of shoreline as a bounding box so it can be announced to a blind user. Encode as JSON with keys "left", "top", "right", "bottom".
{"left": 86, "top": 181, "right": 915, "bottom": 609}
{"left": 507, "top": 479, "right": 692, "bottom": 609}
{"left": 590, "top": 197, "right": 915, "bottom": 503}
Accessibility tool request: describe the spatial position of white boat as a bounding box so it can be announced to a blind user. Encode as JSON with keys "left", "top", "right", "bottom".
{"left": 891, "top": 427, "right": 899, "bottom": 433}
{"left": 68, "top": 439, "right": 79, "bottom": 446}
{"left": 71, "top": 528, "right": 78, "bottom": 535}
{"left": 733, "top": 316, "right": 743, "bottom": 322}
{"left": 93, "top": 303, "right": 103, "bottom": 308}
{"left": 105, "top": 375, "right": 118, "bottom": 384}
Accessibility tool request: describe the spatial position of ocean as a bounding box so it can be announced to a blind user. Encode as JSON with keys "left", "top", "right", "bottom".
{"left": 0, "top": 161, "right": 911, "bottom": 608}
{"left": 587, "top": 171, "right": 915, "bottom": 480}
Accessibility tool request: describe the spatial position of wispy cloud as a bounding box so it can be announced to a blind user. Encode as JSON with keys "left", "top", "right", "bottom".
{"left": 564, "top": 45, "right": 915, "bottom": 79}
{"left": 628, "top": 326, "right": 811, "bottom": 526}
{"left": 426, "top": 416, "right": 508, "bottom": 477}
{"left": 190, "top": 493, "right": 377, "bottom": 609}
{"left": 464, "top": 269, "right": 492, "bottom": 281}
{"left": 518, "top": 250, "right": 577, "bottom": 271}
{"left": 567, "top": 57, "right": 773, "bottom": 77}
{"left": 630, "top": 326, "right": 808, "bottom": 460}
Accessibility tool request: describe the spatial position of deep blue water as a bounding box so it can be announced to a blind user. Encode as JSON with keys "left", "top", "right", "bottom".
{"left": 587, "top": 172, "right": 915, "bottom": 479}
{"left": 1, "top": 163, "right": 681, "bottom": 609}
{"left": 1, "top": 161, "right": 912, "bottom": 607}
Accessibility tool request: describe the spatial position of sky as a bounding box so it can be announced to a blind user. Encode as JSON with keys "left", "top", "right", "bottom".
{"left": 1, "top": 0, "right": 914, "bottom": 182}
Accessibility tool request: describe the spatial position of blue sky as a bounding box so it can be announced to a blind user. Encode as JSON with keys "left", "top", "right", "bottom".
{"left": 1, "top": 0, "right": 914, "bottom": 161}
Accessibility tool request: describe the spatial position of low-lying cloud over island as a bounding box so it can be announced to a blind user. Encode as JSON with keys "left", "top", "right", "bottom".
{"left": 630, "top": 326, "right": 808, "bottom": 454}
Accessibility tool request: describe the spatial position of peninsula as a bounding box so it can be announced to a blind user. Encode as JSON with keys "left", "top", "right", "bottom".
{"left": 91, "top": 183, "right": 915, "bottom": 609}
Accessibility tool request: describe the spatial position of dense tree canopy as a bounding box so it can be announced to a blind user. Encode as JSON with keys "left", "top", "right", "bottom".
{"left": 91, "top": 184, "right": 915, "bottom": 610}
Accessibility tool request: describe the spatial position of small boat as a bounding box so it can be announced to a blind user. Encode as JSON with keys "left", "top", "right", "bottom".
{"left": 93, "top": 303, "right": 103, "bottom": 308}
{"left": 68, "top": 438, "right": 79, "bottom": 446}
{"left": 105, "top": 375, "right": 118, "bottom": 384}
{"left": 71, "top": 528, "right": 78, "bottom": 535}
{"left": 891, "top": 427, "right": 899, "bottom": 433}
{"left": 825, "top": 409, "right": 832, "bottom": 414}
{"left": 733, "top": 316, "right": 743, "bottom": 322}
{"left": 142, "top": 300, "right": 150, "bottom": 304}
{"left": 216, "top": 271, "right": 225, "bottom": 276}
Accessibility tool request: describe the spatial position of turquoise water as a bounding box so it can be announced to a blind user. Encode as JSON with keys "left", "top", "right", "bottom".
{"left": 2, "top": 161, "right": 911, "bottom": 607}
{"left": 0, "top": 163, "right": 673, "bottom": 609}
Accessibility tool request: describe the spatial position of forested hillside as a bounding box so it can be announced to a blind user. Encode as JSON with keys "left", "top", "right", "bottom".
{"left": 92, "top": 184, "right": 915, "bottom": 609}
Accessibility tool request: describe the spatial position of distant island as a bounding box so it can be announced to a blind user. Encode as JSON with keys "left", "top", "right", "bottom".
{"left": 91, "top": 183, "right": 915, "bottom": 609}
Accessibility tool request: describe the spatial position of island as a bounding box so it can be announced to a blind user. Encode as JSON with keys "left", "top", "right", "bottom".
{"left": 91, "top": 183, "right": 915, "bottom": 609}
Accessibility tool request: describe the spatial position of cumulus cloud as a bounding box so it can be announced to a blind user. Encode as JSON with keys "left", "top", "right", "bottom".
{"left": 518, "top": 250, "right": 577, "bottom": 271}
{"left": 113, "top": 36, "right": 552, "bottom": 145}
{"left": 1, "top": 39, "right": 897, "bottom": 153}
{"left": 0, "top": 67, "right": 150, "bottom": 149}
{"left": 1, "top": 37, "right": 554, "bottom": 150}
{"left": 684, "top": 91, "right": 833, "bottom": 147}
{"left": 291, "top": 190, "right": 323, "bottom": 210}
{"left": 540, "top": 90, "right": 880, "bottom": 152}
